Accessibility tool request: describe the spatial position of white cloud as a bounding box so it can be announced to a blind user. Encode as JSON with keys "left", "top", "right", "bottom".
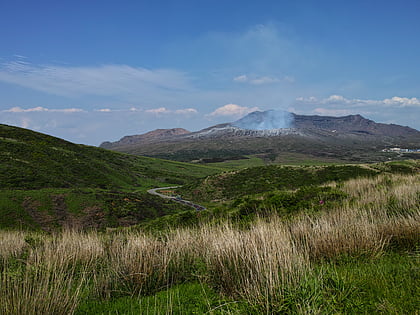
{"left": 145, "top": 107, "right": 171, "bottom": 114}
{"left": 208, "top": 104, "right": 260, "bottom": 118}
{"left": 382, "top": 96, "right": 420, "bottom": 107}
{"left": 174, "top": 108, "right": 198, "bottom": 115}
{"left": 145, "top": 107, "right": 198, "bottom": 115}
{"left": 5, "top": 106, "right": 47, "bottom": 113}
{"left": 325, "top": 95, "right": 347, "bottom": 103}
{"left": 250, "top": 76, "right": 280, "bottom": 85}
{"left": 3, "top": 106, "right": 84, "bottom": 113}
{"left": 233, "top": 75, "right": 248, "bottom": 82}
{"left": 296, "top": 95, "right": 420, "bottom": 108}
{"left": 233, "top": 74, "right": 293, "bottom": 85}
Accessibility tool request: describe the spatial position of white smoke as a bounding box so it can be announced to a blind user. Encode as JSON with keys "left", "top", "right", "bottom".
{"left": 232, "top": 110, "right": 294, "bottom": 130}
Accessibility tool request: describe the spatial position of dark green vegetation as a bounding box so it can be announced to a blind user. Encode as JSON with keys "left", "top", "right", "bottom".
{"left": 0, "top": 124, "right": 222, "bottom": 230}
{"left": 0, "top": 189, "right": 192, "bottom": 231}
{"left": 178, "top": 160, "right": 420, "bottom": 202}
{"left": 0, "top": 124, "right": 222, "bottom": 190}
{"left": 132, "top": 160, "right": 420, "bottom": 232}
{"left": 76, "top": 282, "right": 250, "bottom": 314}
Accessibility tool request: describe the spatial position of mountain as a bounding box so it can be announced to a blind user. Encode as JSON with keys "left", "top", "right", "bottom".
{"left": 100, "top": 111, "right": 420, "bottom": 163}
{"left": 101, "top": 128, "right": 191, "bottom": 149}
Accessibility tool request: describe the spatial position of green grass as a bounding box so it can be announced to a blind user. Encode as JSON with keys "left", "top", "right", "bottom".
{"left": 74, "top": 253, "right": 419, "bottom": 314}
{"left": 201, "top": 155, "right": 265, "bottom": 169}
{"left": 0, "top": 124, "right": 223, "bottom": 191}
{"left": 76, "top": 282, "right": 247, "bottom": 314}
{"left": 307, "top": 253, "right": 420, "bottom": 314}
{"left": 178, "top": 160, "right": 420, "bottom": 202}
{"left": 0, "top": 124, "right": 226, "bottom": 230}
{"left": 0, "top": 188, "right": 191, "bottom": 230}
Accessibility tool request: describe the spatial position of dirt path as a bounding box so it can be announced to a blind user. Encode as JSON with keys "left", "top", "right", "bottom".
{"left": 147, "top": 186, "right": 206, "bottom": 211}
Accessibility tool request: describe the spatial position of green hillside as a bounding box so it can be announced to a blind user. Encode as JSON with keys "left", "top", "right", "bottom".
{"left": 0, "top": 124, "right": 223, "bottom": 230}
{"left": 178, "top": 160, "right": 420, "bottom": 202}
{"left": 0, "top": 124, "right": 222, "bottom": 190}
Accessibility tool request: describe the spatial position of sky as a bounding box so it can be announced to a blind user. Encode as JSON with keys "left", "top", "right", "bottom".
{"left": 1, "top": 0, "right": 419, "bottom": 145}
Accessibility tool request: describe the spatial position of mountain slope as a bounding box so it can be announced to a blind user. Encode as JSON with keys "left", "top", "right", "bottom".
{"left": 100, "top": 111, "right": 420, "bottom": 163}
{"left": 0, "top": 124, "right": 224, "bottom": 230}
{"left": 0, "top": 124, "right": 221, "bottom": 190}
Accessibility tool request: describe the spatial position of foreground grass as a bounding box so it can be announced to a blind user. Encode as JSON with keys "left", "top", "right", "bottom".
{"left": 75, "top": 253, "right": 419, "bottom": 314}
{"left": 1, "top": 173, "right": 419, "bottom": 314}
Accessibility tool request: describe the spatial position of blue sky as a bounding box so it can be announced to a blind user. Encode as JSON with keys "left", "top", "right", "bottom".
{"left": 1, "top": 0, "right": 419, "bottom": 145}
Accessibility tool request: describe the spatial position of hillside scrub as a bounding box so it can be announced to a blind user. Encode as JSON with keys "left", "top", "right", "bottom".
{"left": 0, "top": 124, "right": 222, "bottom": 190}
{"left": 0, "top": 189, "right": 192, "bottom": 230}
{"left": 178, "top": 161, "right": 420, "bottom": 202}
{"left": 1, "top": 173, "right": 419, "bottom": 313}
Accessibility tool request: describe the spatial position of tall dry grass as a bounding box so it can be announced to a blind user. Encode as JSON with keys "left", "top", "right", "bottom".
{"left": 0, "top": 173, "right": 418, "bottom": 313}
{"left": 0, "top": 230, "right": 27, "bottom": 262}
{"left": 0, "top": 234, "right": 91, "bottom": 315}
{"left": 201, "top": 220, "right": 309, "bottom": 310}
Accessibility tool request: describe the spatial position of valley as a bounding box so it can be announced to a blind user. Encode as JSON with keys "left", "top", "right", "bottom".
{"left": 0, "top": 122, "right": 419, "bottom": 314}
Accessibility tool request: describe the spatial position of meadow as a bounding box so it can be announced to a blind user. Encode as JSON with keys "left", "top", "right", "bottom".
{"left": 1, "top": 172, "right": 419, "bottom": 314}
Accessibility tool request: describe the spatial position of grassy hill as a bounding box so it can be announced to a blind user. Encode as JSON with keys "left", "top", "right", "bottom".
{"left": 0, "top": 124, "right": 222, "bottom": 190}
{"left": 0, "top": 124, "right": 223, "bottom": 230}
{"left": 177, "top": 160, "right": 420, "bottom": 203}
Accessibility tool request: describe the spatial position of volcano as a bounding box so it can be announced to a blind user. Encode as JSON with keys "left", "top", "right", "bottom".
{"left": 100, "top": 111, "right": 420, "bottom": 163}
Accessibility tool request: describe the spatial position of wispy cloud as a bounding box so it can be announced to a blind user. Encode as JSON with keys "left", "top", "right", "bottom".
{"left": 144, "top": 107, "right": 198, "bottom": 115}
{"left": 233, "top": 75, "right": 248, "bottom": 83}
{"left": 233, "top": 74, "right": 293, "bottom": 85}
{"left": 174, "top": 108, "right": 198, "bottom": 115}
{"left": 0, "top": 61, "right": 192, "bottom": 99}
{"left": 208, "top": 104, "right": 260, "bottom": 118}
{"left": 3, "top": 106, "right": 84, "bottom": 113}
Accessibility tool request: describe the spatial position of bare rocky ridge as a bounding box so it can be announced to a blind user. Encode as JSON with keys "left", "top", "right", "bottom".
{"left": 291, "top": 113, "right": 419, "bottom": 138}
{"left": 101, "top": 128, "right": 190, "bottom": 149}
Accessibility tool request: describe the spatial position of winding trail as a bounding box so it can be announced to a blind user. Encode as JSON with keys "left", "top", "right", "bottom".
{"left": 147, "top": 186, "right": 206, "bottom": 211}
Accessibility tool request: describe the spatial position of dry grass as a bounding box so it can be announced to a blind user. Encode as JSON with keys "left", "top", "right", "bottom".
{"left": 0, "top": 236, "right": 88, "bottom": 315}
{"left": 0, "top": 230, "right": 27, "bottom": 262}
{"left": 201, "top": 220, "right": 309, "bottom": 310}
{"left": 0, "top": 173, "right": 419, "bottom": 313}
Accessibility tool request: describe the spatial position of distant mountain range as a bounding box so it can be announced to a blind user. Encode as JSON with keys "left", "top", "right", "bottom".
{"left": 100, "top": 111, "right": 420, "bottom": 163}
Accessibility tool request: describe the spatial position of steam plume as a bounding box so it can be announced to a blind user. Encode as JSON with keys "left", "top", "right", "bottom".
{"left": 232, "top": 110, "right": 293, "bottom": 130}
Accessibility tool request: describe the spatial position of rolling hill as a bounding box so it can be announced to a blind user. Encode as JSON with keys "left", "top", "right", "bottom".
{"left": 0, "top": 124, "right": 223, "bottom": 230}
